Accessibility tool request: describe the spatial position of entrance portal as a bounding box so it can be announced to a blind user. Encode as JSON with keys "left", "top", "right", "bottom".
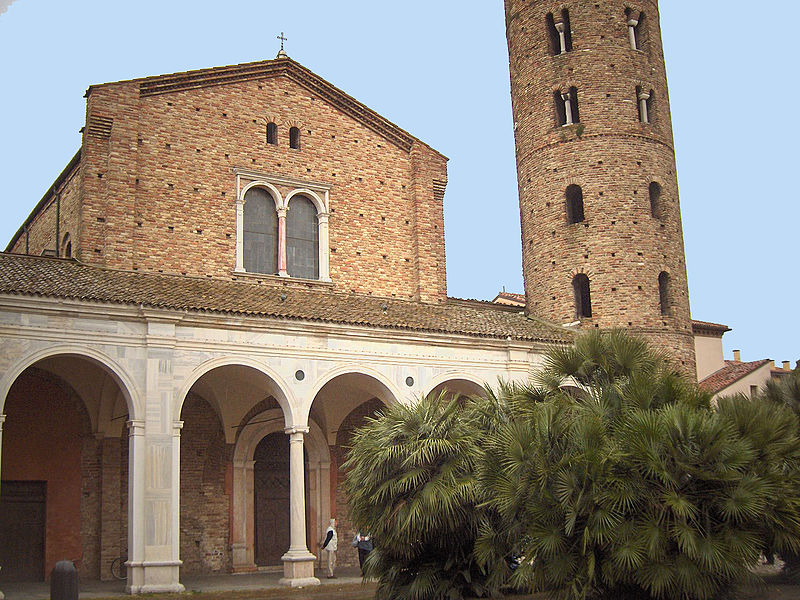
{"left": 0, "top": 481, "right": 46, "bottom": 581}
{"left": 254, "top": 432, "right": 290, "bottom": 566}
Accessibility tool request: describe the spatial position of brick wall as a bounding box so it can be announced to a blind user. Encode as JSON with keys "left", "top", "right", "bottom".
{"left": 179, "top": 393, "right": 231, "bottom": 574}
{"left": 505, "top": 0, "right": 696, "bottom": 374}
{"left": 1, "top": 369, "right": 96, "bottom": 579}
{"left": 10, "top": 162, "right": 81, "bottom": 258}
{"left": 14, "top": 60, "right": 449, "bottom": 302}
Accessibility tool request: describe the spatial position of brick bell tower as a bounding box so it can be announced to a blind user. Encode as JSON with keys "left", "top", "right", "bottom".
{"left": 504, "top": 0, "right": 696, "bottom": 375}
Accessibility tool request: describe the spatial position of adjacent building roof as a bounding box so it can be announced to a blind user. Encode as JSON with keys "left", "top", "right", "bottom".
{"left": 698, "top": 359, "right": 771, "bottom": 394}
{"left": 691, "top": 319, "right": 732, "bottom": 336}
{"left": 0, "top": 253, "right": 573, "bottom": 344}
{"left": 492, "top": 291, "right": 526, "bottom": 306}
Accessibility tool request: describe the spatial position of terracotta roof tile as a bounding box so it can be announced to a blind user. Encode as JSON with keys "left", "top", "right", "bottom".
{"left": 0, "top": 253, "right": 574, "bottom": 344}
{"left": 493, "top": 291, "right": 526, "bottom": 306}
{"left": 691, "top": 319, "right": 731, "bottom": 334}
{"left": 699, "top": 359, "right": 771, "bottom": 394}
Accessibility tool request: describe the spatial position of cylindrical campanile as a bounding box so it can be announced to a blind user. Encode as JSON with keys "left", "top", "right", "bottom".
{"left": 505, "top": 0, "right": 695, "bottom": 374}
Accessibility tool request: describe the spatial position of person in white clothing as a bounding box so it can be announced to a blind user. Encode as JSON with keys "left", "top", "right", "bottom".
{"left": 320, "top": 517, "right": 338, "bottom": 578}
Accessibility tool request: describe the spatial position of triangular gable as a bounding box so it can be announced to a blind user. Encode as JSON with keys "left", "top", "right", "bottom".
{"left": 88, "top": 57, "right": 438, "bottom": 155}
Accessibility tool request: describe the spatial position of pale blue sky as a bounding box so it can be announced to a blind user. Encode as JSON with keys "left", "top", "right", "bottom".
{"left": 0, "top": 1, "right": 797, "bottom": 366}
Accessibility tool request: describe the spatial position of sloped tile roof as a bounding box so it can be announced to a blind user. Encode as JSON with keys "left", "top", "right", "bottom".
{"left": 699, "top": 359, "right": 771, "bottom": 394}
{"left": 493, "top": 291, "right": 526, "bottom": 306}
{"left": 691, "top": 319, "right": 731, "bottom": 335}
{"left": 0, "top": 253, "right": 574, "bottom": 344}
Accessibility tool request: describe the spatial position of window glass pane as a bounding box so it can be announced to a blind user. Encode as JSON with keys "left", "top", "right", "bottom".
{"left": 286, "top": 195, "right": 319, "bottom": 279}
{"left": 243, "top": 188, "right": 277, "bottom": 274}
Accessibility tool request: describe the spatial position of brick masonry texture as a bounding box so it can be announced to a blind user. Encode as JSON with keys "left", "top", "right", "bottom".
{"left": 505, "top": 0, "right": 696, "bottom": 373}
{"left": 11, "top": 59, "right": 448, "bottom": 303}
{"left": 180, "top": 394, "right": 232, "bottom": 574}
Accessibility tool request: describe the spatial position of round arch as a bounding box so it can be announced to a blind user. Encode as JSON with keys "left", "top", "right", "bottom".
{"left": 284, "top": 188, "right": 327, "bottom": 214}
{"left": 240, "top": 180, "right": 283, "bottom": 210}
{"left": 306, "top": 364, "right": 401, "bottom": 416}
{"left": 0, "top": 344, "right": 141, "bottom": 420}
{"left": 174, "top": 356, "right": 297, "bottom": 427}
{"left": 422, "top": 372, "right": 489, "bottom": 399}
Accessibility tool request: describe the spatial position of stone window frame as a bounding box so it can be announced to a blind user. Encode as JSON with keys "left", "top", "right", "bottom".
{"left": 234, "top": 169, "right": 331, "bottom": 282}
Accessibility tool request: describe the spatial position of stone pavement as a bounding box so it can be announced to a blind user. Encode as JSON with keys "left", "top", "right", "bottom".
{"left": 0, "top": 567, "right": 372, "bottom": 600}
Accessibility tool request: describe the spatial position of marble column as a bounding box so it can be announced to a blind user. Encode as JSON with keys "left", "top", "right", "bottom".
{"left": 278, "top": 207, "right": 289, "bottom": 277}
{"left": 231, "top": 459, "right": 257, "bottom": 572}
{"left": 555, "top": 21, "right": 567, "bottom": 54}
{"left": 627, "top": 19, "right": 639, "bottom": 50}
{"left": 280, "top": 427, "right": 319, "bottom": 587}
{"left": 562, "top": 91, "right": 574, "bottom": 125}
{"left": 638, "top": 89, "right": 650, "bottom": 124}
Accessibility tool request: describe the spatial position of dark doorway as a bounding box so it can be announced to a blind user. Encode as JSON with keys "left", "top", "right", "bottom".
{"left": 0, "top": 481, "right": 46, "bottom": 581}
{"left": 254, "top": 432, "right": 290, "bottom": 566}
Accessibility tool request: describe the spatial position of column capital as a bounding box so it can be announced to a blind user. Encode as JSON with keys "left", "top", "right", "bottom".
{"left": 638, "top": 89, "right": 650, "bottom": 100}
{"left": 554, "top": 21, "right": 565, "bottom": 33}
{"left": 0, "top": 413, "right": 6, "bottom": 427}
{"left": 317, "top": 212, "right": 330, "bottom": 223}
{"left": 627, "top": 19, "right": 639, "bottom": 27}
{"left": 277, "top": 206, "right": 288, "bottom": 218}
{"left": 127, "top": 419, "right": 146, "bottom": 436}
{"left": 284, "top": 426, "right": 310, "bottom": 436}
{"left": 172, "top": 420, "right": 184, "bottom": 436}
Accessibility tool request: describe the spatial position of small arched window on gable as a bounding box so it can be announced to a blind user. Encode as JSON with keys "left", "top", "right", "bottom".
{"left": 286, "top": 195, "right": 319, "bottom": 279}
{"left": 61, "top": 233, "right": 72, "bottom": 258}
{"left": 649, "top": 181, "right": 662, "bottom": 219}
{"left": 573, "top": 273, "right": 592, "bottom": 319}
{"left": 289, "top": 127, "right": 301, "bottom": 150}
{"left": 658, "top": 271, "right": 671, "bottom": 315}
{"left": 266, "top": 122, "right": 278, "bottom": 145}
{"left": 243, "top": 187, "right": 278, "bottom": 275}
{"left": 565, "top": 184, "right": 585, "bottom": 224}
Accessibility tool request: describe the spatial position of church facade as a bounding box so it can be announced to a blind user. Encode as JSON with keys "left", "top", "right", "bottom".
{"left": 0, "top": 56, "right": 571, "bottom": 591}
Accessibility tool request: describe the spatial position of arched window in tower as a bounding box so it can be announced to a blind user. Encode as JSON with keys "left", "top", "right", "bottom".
{"left": 565, "top": 184, "right": 585, "bottom": 224}
{"left": 649, "top": 181, "right": 662, "bottom": 219}
{"left": 266, "top": 122, "right": 278, "bottom": 145}
{"left": 636, "top": 87, "right": 654, "bottom": 123}
{"left": 658, "top": 271, "right": 671, "bottom": 315}
{"left": 546, "top": 10, "right": 572, "bottom": 55}
{"left": 555, "top": 87, "right": 579, "bottom": 126}
{"left": 573, "top": 274, "right": 592, "bottom": 319}
{"left": 243, "top": 187, "right": 278, "bottom": 275}
{"left": 626, "top": 9, "right": 647, "bottom": 51}
{"left": 289, "top": 127, "right": 301, "bottom": 150}
{"left": 286, "top": 195, "right": 319, "bottom": 279}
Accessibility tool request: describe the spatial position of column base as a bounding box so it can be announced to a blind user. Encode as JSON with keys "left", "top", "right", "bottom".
{"left": 126, "top": 561, "right": 184, "bottom": 595}
{"left": 280, "top": 550, "right": 319, "bottom": 587}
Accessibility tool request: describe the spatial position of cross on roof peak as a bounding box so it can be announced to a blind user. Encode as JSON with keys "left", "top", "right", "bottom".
{"left": 276, "top": 32, "right": 288, "bottom": 58}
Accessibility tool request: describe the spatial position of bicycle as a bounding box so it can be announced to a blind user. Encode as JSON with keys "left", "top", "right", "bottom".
{"left": 110, "top": 556, "right": 127, "bottom": 581}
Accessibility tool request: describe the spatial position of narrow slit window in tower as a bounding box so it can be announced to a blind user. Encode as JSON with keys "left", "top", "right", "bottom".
{"left": 649, "top": 181, "right": 662, "bottom": 219}
{"left": 266, "top": 122, "right": 278, "bottom": 145}
{"left": 289, "top": 126, "right": 301, "bottom": 150}
{"left": 573, "top": 274, "right": 592, "bottom": 319}
{"left": 561, "top": 9, "right": 573, "bottom": 52}
{"left": 546, "top": 13, "right": 561, "bottom": 55}
{"left": 658, "top": 271, "right": 671, "bottom": 315}
{"left": 555, "top": 88, "right": 579, "bottom": 126}
{"left": 565, "top": 184, "right": 585, "bottom": 224}
{"left": 637, "top": 87, "right": 654, "bottom": 123}
{"left": 626, "top": 9, "right": 646, "bottom": 50}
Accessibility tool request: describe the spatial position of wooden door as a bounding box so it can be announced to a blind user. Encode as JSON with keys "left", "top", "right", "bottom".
{"left": 254, "top": 433, "right": 290, "bottom": 566}
{"left": 0, "top": 481, "right": 46, "bottom": 581}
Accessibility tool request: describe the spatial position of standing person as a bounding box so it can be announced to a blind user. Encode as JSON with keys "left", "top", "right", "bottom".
{"left": 352, "top": 531, "right": 374, "bottom": 574}
{"left": 320, "top": 518, "right": 338, "bottom": 578}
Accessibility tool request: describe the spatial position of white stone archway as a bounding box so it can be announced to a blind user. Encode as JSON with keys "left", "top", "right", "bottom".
{"left": 229, "top": 410, "right": 331, "bottom": 573}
